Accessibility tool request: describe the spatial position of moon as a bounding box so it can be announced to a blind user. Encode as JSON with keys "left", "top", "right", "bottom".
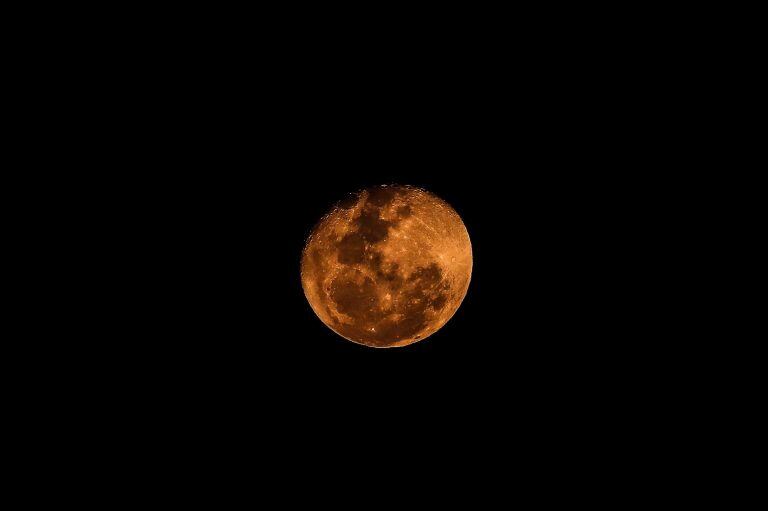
{"left": 301, "top": 185, "right": 472, "bottom": 348}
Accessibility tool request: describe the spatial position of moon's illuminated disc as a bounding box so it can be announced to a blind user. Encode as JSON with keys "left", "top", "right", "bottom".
{"left": 301, "top": 185, "right": 472, "bottom": 348}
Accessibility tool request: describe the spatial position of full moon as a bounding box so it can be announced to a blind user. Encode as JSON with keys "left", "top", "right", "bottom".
{"left": 301, "top": 185, "right": 472, "bottom": 348}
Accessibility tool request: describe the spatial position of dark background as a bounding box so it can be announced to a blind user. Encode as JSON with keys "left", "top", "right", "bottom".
{"left": 85, "top": 19, "right": 682, "bottom": 441}
{"left": 134, "top": 127, "right": 655, "bottom": 406}
{"left": 16, "top": 6, "right": 724, "bottom": 496}
{"left": 112, "top": 123, "right": 669, "bottom": 459}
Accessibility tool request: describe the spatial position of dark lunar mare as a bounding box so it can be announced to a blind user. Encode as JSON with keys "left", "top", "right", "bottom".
{"left": 326, "top": 187, "right": 452, "bottom": 347}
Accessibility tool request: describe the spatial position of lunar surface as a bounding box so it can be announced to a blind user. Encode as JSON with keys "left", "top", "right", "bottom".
{"left": 301, "top": 185, "right": 472, "bottom": 348}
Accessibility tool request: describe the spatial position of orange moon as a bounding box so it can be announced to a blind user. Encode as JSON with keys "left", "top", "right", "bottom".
{"left": 301, "top": 185, "right": 472, "bottom": 348}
